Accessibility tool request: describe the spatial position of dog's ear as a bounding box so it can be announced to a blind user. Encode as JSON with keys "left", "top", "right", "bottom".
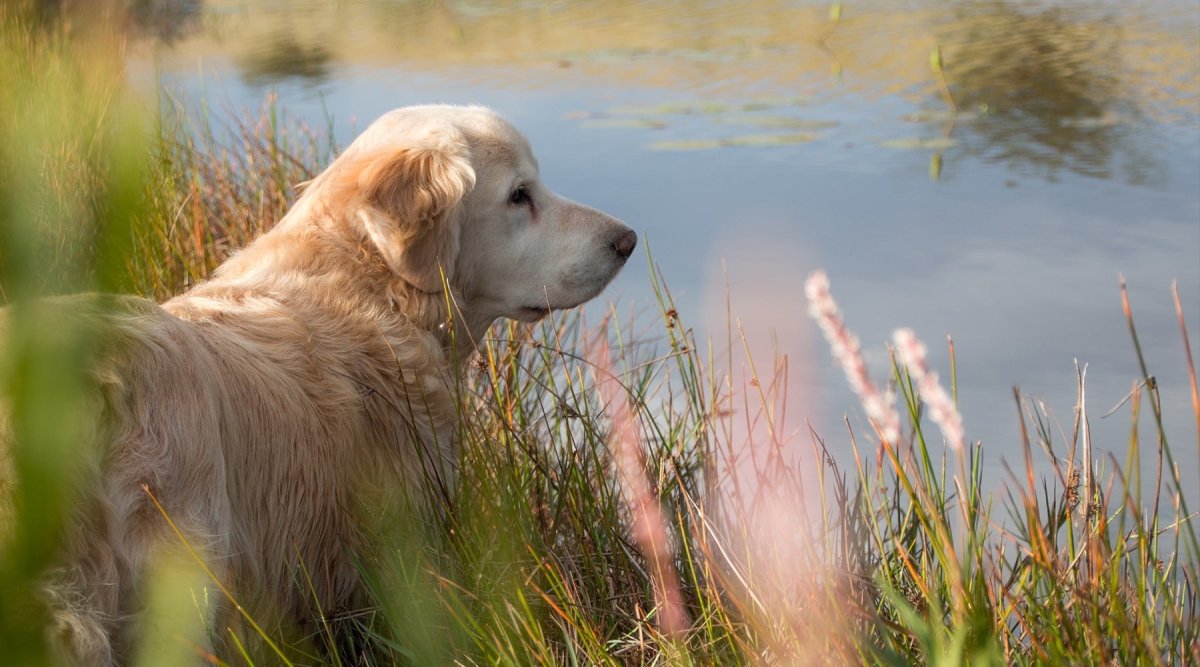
{"left": 333, "top": 127, "right": 475, "bottom": 292}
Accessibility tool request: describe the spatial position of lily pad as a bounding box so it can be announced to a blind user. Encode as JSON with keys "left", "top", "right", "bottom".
{"left": 581, "top": 118, "right": 669, "bottom": 130}
{"left": 647, "top": 133, "right": 819, "bottom": 151}
{"left": 610, "top": 102, "right": 734, "bottom": 115}
{"left": 1060, "top": 113, "right": 1121, "bottom": 129}
{"left": 721, "top": 133, "right": 818, "bottom": 147}
{"left": 608, "top": 97, "right": 810, "bottom": 117}
{"left": 646, "top": 139, "right": 725, "bottom": 151}
{"left": 902, "top": 110, "right": 978, "bottom": 123}
{"left": 880, "top": 137, "right": 959, "bottom": 150}
{"left": 717, "top": 115, "right": 840, "bottom": 129}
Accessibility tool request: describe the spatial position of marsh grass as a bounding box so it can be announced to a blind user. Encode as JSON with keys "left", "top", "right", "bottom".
{"left": 1, "top": 4, "right": 150, "bottom": 664}
{"left": 1, "top": 4, "right": 1197, "bottom": 665}
{"left": 133, "top": 91, "right": 332, "bottom": 300}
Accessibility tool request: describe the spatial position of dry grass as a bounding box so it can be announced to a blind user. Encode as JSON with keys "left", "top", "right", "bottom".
{"left": 132, "top": 93, "right": 332, "bottom": 300}
{"left": 1, "top": 3, "right": 1196, "bottom": 664}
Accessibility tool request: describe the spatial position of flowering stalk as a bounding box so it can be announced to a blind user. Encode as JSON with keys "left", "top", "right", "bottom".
{"left": 590, "top": 338, "right": 691, "bottom": 638}
{"left": 804, "top": 270, "right": 901, "bottom": 444}
{"left": 892, "top": 328, "right": 965, "bottom": 454}
{"left": 893, "top": 327, "right": 973, "bottom": 619}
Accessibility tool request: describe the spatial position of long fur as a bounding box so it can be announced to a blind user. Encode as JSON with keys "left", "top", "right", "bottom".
{"left": 0, "top": 104, "right": 636, "bottom": 665}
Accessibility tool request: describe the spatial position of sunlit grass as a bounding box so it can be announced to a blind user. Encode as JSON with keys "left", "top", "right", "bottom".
{"left": 1, "top": 4, "right": 1197, "bottom": 665}
{"left": 1, "top": 4, "right": 148, "bottom": 664}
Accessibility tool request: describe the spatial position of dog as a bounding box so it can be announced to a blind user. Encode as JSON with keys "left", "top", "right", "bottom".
{"left": 0, "top": 104, "right": 636, "bottom": 664}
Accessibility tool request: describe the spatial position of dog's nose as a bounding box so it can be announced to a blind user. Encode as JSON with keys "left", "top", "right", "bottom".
{"left": 611, "top": 228, "right": 638, "bottom": 260}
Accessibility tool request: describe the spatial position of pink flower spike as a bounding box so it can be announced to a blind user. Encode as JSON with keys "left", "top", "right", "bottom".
{"left": 590, "top": 338, "right": 691, "bottom": 638}
{"left": 804, "top": 270, "right": 901, "bottom": 444}
{"left": 893, "top": 328, "right": 965, "bottom": 454}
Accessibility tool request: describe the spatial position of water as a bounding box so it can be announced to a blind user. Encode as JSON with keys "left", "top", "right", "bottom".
{"left": 128, "top": 0, "right": 1200, "bottom": 498}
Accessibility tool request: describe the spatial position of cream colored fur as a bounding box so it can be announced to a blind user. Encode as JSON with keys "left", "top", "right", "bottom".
{"left": 0, "top": 105, "right": 635, "bottom": 665}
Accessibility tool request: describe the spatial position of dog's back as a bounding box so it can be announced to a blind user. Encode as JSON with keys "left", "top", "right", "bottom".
{"left": 3, "top": 285, "right": 453, "bottom": 663}
{"left": 0, "top": 294, "right": 229, "bottom": 662}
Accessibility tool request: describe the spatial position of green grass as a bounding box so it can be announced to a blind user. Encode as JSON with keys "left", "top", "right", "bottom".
{"left": 1, "top": 4, "right": 1197, "bottom": 665}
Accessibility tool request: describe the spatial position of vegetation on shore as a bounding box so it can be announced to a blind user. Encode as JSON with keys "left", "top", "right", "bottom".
{"left": 1, "top": 4, "right": 1196, "bottom": 665}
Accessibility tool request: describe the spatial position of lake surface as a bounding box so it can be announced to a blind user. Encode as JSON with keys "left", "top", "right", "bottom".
{"left": 128, "top": 0, "right": 1200, "bottom": 496}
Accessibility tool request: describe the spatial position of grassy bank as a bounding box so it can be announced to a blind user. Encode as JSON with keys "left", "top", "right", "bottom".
{"left": 2, "top": 4, "right": 1197, "bottom": 665}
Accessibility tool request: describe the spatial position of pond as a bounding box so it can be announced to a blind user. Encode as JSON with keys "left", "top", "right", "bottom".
{"left": 128, "top": 0, "right": 1200, "bottom": 494}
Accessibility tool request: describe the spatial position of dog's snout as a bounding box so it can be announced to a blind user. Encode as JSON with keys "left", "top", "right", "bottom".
{"left": 611, "top": 228, "right": 638, "bottom": 260}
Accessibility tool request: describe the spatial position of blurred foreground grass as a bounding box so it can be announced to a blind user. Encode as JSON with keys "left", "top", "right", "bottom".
{"left": 1, "top": 3, "right": 1197, "bottom": 665}
{"left": 1, "top": 3, "right": 147, "bottom": 664}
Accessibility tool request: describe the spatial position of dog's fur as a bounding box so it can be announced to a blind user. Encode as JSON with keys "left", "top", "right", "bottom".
{"left": 0, "top": 105, "right": 635, "bottom": 664}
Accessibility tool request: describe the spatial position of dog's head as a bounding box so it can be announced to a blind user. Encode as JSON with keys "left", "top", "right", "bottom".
{"left": 321, "top": 105, "right": 635, "bottom": 329}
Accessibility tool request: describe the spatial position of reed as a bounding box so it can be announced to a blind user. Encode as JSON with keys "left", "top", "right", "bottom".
{"left": 1, "top": 4, "right": 1195, "bottom": 664}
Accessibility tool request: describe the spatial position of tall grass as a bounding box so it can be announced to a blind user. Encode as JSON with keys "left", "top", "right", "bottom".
{"left": 1, "top": 4, "right": 1197, "bottom": 665}
{"left": 134, "top": 91, "right": 332, "bottom": 300}
{"left": 1, "top": 3, "right": 149, "bottom": 664}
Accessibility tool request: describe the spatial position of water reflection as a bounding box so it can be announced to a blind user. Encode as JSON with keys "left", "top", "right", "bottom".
{"left": 137, "top": 0, "right": 1196, "bottom": 185}
{"left": 937, "top": 1, "right": 1160, "bottom": 184}
{"left": 238, "top": 32, "right": 333, "bottom": 85}
{"left": 128, "top": 0, "right": 202, "bottom": 44}
{"left": 36, "top": 0, "right": 203, "bottom": 42}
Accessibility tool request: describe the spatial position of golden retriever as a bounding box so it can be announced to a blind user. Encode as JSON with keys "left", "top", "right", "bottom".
{"left": 1, "top": 104, "right": 636, "bottom": 664}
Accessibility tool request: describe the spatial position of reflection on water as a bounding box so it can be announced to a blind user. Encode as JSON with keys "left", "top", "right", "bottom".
{"left": 238, "top": 32, "right": 333, "bottom": 85}
{"left": 942, "top": 2, "right": 1158, "bottom": 183}
{"left": 132, "top": 0, "right": 1199, "bottom": 492}
{"left": 128, "top": 0, "right": 203, "bottom": 43}
{"left": 140, "top": 0, "right": 1199, "bottom": 184}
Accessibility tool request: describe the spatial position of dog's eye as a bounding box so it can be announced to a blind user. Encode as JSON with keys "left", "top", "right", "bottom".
{"left": 508, "top": 185, "right": 532, "bottom": 207}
